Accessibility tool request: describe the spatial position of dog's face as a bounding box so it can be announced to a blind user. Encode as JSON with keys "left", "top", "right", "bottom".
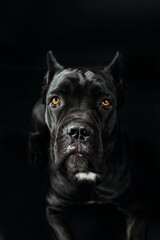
{"left": 44, "top": 52, "right": 124, "bottom": 184}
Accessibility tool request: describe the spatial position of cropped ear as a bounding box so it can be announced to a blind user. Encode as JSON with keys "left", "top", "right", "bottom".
{"left": 104, "top": 52, "right": 123, "bottom": 87}
{"left": 45, "top": 50, "right": 63, "bottom": 85}
{"left": 42, "top": 51, "right": 64, "bottom": 104}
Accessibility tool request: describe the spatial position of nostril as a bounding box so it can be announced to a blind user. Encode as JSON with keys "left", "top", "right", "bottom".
{"left": 70, "top": 128, "right": 76, "bottom": 136}
{"left": 80, "top": 128, "right": 89, "bottom": 137}
{"left": 68, "top": 127, "right": 79, "bottom": 138}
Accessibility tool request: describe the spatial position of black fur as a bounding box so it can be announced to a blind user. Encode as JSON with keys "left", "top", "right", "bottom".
{"left": 29, "top": 51, "right": 147, "bottom": 240}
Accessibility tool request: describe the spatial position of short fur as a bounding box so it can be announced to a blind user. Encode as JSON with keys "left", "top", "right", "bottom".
{"left": 29, "top": 51, "right": 146, "bottom": 240}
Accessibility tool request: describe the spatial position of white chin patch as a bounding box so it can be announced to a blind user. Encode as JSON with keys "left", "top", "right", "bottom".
{"left": 75, "top": 172, "right": 97, "bottom": 182}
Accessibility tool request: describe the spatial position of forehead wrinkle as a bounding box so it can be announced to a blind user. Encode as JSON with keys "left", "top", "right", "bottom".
{"left": 85, "top": 70, "right": 95, "bottom": 79}
{"left": 55, "top": 69, "right": 78, "bottom": 83}
{"left": 77, "top": 69, "right": 86, "bottom": 86}
{"left": 48, "top": 69, "right": 78, "bottom": 94}
{"left": 54, "top": 69, "right": 73, "bottom": 83}
{"left": 76, "top": 69, "right": 109, "bottom": 96}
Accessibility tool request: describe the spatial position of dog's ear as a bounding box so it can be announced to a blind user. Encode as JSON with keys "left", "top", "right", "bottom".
{"left": 105, "top": 52, "right": 123, "bottom": 87}
{"left": 45, "top": 50, "right": 63, "bottom": 85}
{"left": 42, "top": 51, "right": 63, "bottom": 103}
{"left": 47, "top": 50, "right": 63, "bottom": 74}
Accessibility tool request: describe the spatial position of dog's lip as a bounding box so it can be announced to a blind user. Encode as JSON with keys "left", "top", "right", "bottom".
{"left": 71, "top": 152, "right": 84, "bottom": 158}
{"left": 64, "top": 150, "right": 97, "bottom": 172}
{"left": 64, "top": 150, "right": 89, "bottom": 161}
{"left": 60, "top": 148, "right": 91, "bottom": 165}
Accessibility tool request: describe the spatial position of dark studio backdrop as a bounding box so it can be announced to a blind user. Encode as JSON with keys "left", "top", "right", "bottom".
{"left": 0, "top": 0, "right": 160, "bottom": 240}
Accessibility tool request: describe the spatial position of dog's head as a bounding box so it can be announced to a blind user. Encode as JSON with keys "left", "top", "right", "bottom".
{"left": 43, "top": 51, "right": 125, "bottom": 184}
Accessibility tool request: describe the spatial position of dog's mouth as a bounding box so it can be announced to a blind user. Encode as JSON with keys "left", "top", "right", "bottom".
{"left": 64, "top": 152, "right": 94, "bottom": 173}
{"left": 60, "top": 151, "right": 99, "bottom": 182}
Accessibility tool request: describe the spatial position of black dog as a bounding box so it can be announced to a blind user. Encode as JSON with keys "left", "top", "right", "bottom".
{"left": 29, "top": 51, "right": 146, "bottom": 240}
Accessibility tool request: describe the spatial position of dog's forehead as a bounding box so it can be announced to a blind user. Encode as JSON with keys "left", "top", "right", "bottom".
{"left": 49, "top": 68, "right": 108, "bottom": 93}
{"left": 55, "top": 68, "right": 99, "bottom": 83}
{"left": 53, "top": 69, "right": 77, "bottom": 85}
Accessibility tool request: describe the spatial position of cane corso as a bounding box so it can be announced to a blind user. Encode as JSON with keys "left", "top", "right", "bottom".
{"left": 29, "top": 51, "right": 146, "bottom": 240}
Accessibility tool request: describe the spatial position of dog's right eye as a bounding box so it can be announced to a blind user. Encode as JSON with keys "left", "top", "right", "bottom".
{"left": 51, "top": 97, "right": 60, "bottom": 107}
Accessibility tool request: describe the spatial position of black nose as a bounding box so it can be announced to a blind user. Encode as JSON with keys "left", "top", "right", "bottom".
{"left": 67, "top": 124, "right": 90, "bottom": 140}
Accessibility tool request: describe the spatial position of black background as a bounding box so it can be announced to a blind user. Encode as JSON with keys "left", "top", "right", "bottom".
{"left": 0, "top": 0, "right": 160, "bottom": 239}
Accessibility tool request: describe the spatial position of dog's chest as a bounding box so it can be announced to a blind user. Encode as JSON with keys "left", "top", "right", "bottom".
{"left": 66, "top": 202, "right": 126, "bottom": 240}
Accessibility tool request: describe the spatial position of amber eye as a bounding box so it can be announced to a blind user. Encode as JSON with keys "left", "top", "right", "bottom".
{"left": 51, "top": 97, "right": 60, "bottom": 107}
{"left": 101, "top": 99, "right": 111, "bottom": 109}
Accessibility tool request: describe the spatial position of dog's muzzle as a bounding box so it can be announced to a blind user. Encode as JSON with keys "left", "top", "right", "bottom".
{"left": 54, "top": 121, "right": 102, "bottom": 182}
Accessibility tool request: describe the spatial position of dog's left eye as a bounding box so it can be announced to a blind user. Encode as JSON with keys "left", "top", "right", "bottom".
{"left": 51, "top": 97, "right": 60, "bottom": 107}
{"left": 101, "top": 99, "right": 111, "bottom": 109}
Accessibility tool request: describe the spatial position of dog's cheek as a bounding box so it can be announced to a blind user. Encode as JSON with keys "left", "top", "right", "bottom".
{"left": 45, "top": 108, "right": 58, "bottom": 163}
{"left": 45, "top": 107, "right": 56, "bottom": 132}
{"left": 103, "top": 110, "right": 118, "bottom": 136}
{"left": 108, "top": 110, "right": 118, "bottom": 134}
{"left": 101, "top": 110, "right": 118, "bottom": 153}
